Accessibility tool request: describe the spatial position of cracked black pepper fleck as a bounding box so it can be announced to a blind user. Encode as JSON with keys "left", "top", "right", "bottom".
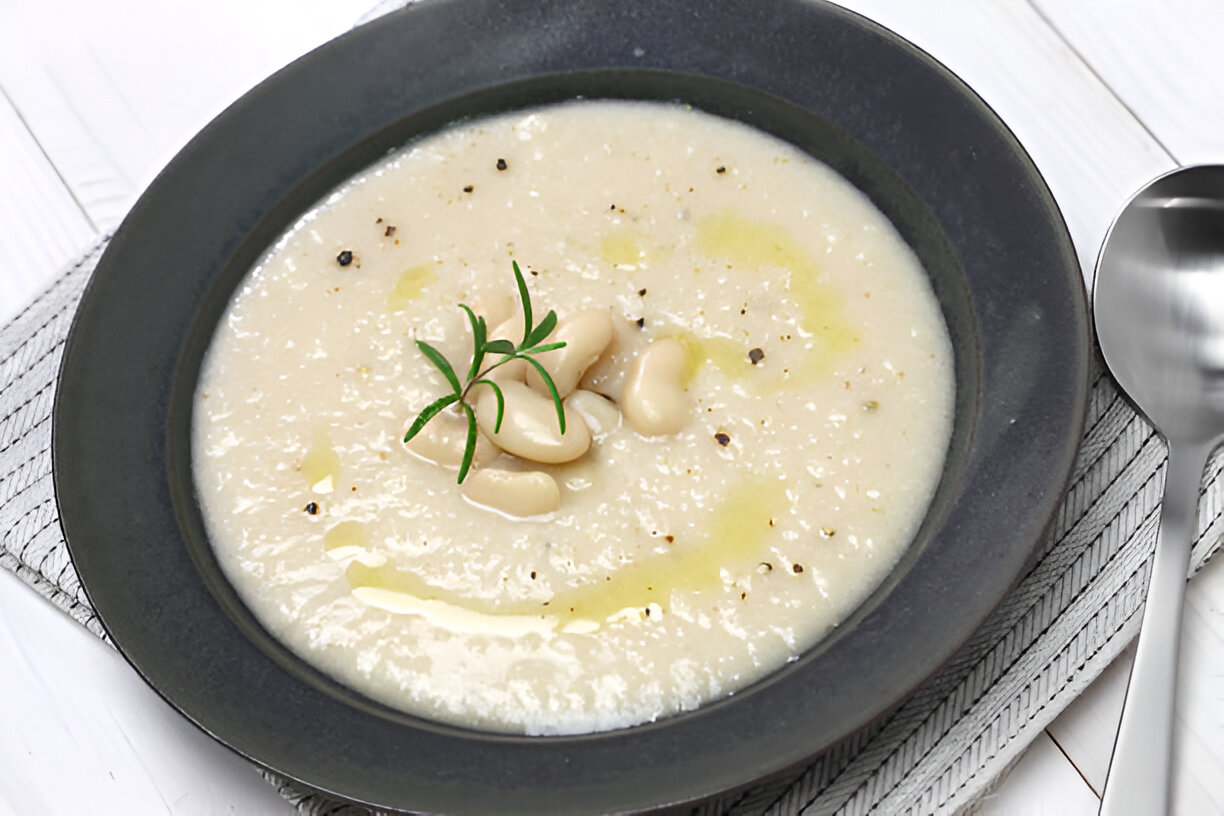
{"left": 336, "top": 250, "right": 353, "bottom": 267}
{"left": 748, "top": 347, "right": 765, "bottom": 365}
{"left": 496, "top": 158, "right": 508, "bottom": 171}
{"left": 304, "top": 502, "right": 319, "bottom": 515}
{"left": 714, "top": 432, "right": 731, "bottom": 446}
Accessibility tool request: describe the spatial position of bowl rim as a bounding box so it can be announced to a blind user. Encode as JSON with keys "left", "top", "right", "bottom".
{"left": 53, "top": 1, "right": 1089, "bottom": 812}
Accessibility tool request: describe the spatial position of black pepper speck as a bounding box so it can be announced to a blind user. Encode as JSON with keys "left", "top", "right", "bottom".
{"left": 714, "top": 432, "right": 731, "bottom": 446}
{"left": 496, "top": 158, "right": 508, "bottom": 171}
{"left": 748, "top": 347, "right": 765, "bottom": 365}
{"left": 304, "top": 502, "right": 319, "bottom": 515}
{"left": 336, "top": 250, "right": 353, "bottom": 267}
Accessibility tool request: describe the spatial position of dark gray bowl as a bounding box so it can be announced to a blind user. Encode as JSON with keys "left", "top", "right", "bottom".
{"left": 53, "top": 0, "right": 1088, "bottom": 813}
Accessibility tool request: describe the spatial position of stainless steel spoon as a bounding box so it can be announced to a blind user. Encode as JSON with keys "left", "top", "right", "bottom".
{"left": 1093, "top": 164, "right": 1224, "bottom": 815}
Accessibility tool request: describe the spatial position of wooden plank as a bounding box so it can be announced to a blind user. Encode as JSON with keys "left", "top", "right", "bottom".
{"left": 0, "top": 91, "right": 97, "bottom": 323}
{"left": 968, "top": 732, "right": 1100, "bottom": 815}
{"left": 1053, "top": 555, "right": 1224, "bottom": 813}
{"left": 1171, "top": 554, "right": 1224, "bottom": 815}
{"left": 1046, "top": 642, "right": 1133, "bottom": 795}
{"left": 1033, "top": 0, "right": 1224, "bottom": 166}
{"left": 0, "top": 0, "right": 373, "bottom": 234}
{"left": 0, "top": 569, "right": 293, "bottom": 814}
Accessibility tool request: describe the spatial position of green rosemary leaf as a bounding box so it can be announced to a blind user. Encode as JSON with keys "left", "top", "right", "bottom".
{"left": 405, "top": 261, "right": 571, "bottom": 485}
{"left": 403, "top": 393, "right": 460, "bottom": 442}
{"left": 458, "top": 304, "right": 486, "bottom": 381}
{"left": 520, "top": 355, "right": 567, "bottom": 434}
{"left": 457, "top": 401, "right": 478, "bottom": 483}
{"left": 518, "top": 341, "right": 566, "bottom": 355}
{"left": 472, "top": 379, "right": 506, "bottom": 432}
{"left": 523, "top": 309, "right": 558, "bottom": 349}
{"left": 416, "top": 340, "right": 462, "bottom": 395}
{"left": 512, "top": 260, "right": 532, "bottom": 344}
{"left": 484, "top": 338, "right": 517, "bottom": 355}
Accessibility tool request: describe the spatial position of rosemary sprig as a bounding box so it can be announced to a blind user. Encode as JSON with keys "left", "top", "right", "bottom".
{"left": 403, "top": 261, "right": 568, "bottom": 483}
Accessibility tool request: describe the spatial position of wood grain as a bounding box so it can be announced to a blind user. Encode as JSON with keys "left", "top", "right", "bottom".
{"left": 0, "top": 93, "right": 95, "bottom": 323}
{"left": 968, "top": 733, "right": 1099, "bottom": 815}
{"left": 1034, "top": 0, "right": 1224, "bottom": 167}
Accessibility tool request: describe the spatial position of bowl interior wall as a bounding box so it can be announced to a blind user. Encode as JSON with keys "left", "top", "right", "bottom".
{"left": 167, "top": 69, "right": 980, "bottom": 730}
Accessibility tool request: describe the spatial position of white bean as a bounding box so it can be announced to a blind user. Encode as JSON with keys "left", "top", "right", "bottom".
{"left": 484, "top": 313, "right": 528, "bottom": 383}
{"left": 402, "top": 409, "right": 500, "bottom": 469}
{"left": 526, "top": 309, "right": 614, "bottom": 399}
{"left": 469, "top": 293, "right": 515, "bottom": 330}
{"left": 565, "top": 389, "right": 622, "bottom": 437}
{"left": 461, "top": 468, "right": 561, "bottom": 517}
{"left": 621, "top": 338, "right": 690, "bottom": 436}
{"left": 578, "top": 314, "right": 645, "bottom": 403}
{"left": 474, "top": 380, "right": 591, "bottom": 463}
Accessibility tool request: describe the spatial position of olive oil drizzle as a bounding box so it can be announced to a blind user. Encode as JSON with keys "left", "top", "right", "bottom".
{"left": 694, "top": 208, "right": 858, "bottom": 388}
{"left": 344, "top": 478, "right": 787, "bottom": 631}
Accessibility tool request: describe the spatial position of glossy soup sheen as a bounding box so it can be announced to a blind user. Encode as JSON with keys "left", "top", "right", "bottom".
{"left": 192, "top": 100, "right": 954, "bottom": 734}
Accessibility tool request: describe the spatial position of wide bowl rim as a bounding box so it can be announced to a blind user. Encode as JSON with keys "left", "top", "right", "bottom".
{"left": 53, "top": 1, "right": 1088, "bottom": 813}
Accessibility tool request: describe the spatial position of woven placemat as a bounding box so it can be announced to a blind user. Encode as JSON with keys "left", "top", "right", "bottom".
{"left": 4, "top": 232, "right": 1222, "bottom": 815}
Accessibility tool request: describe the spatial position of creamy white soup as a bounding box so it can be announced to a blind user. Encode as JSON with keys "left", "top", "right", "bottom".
{"left": 193, "top": 100, "right": 954, "bottom": 735}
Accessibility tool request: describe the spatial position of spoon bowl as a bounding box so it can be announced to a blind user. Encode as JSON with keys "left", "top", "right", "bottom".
{"left": 1093, "top": 164, "right": 1224, "bottom": 815}
{"left": 1096, "top": 166, "right": 1224, "bottom": 442}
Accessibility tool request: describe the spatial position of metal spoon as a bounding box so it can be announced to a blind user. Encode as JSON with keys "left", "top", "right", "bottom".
{"left": 1093, "top": 164, "right": 1224, "bottom": 815}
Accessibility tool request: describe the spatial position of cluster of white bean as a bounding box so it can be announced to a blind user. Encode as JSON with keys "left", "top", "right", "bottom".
{"left": 404, "top": 308, "right": 691, "bottom": 517}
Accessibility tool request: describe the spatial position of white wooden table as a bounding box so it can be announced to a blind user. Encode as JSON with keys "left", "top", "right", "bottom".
{"left": 1, "top": 1, "right": 1221, "bottom": 813}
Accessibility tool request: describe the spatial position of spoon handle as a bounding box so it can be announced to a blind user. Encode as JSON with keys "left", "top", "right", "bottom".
{"left": 1098, "top": 441, "right": 1209, "bottom": 816}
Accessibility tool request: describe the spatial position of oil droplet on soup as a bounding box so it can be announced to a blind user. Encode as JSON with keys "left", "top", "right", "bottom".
{"left": 300, "top": 428, "right": 340, "bottom": 494}
{"left": 389, "top": 263, "right": 438, "bottom": 310}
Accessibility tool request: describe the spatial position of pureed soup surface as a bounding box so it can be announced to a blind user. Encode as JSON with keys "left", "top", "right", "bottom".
{"left": 193, "top": 100, "right": 954, "bottom": 735}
